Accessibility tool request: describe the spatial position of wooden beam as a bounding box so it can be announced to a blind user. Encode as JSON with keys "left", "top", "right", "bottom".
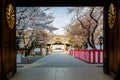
{"left": 15, "top": 0, "right": 105, "bottom": 6}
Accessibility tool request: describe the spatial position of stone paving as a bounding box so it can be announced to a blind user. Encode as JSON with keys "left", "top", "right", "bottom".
{"left": 10, "top": 52, "right": 113, "bottom": 80}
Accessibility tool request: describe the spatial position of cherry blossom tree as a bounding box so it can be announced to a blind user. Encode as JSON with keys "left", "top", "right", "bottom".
{"left": 66, "top": 7, "right": 103, "bottom": 49}
{"left": 16, "top": 7, "right": 58, "bottom": 56}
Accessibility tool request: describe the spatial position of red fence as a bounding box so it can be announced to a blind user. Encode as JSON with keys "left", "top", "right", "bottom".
{"left": 69, "top": 49, "right": 103, "bottom": 64}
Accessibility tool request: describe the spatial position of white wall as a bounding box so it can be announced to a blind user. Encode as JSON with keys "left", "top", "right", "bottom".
{"left": 52, "top": 45, "right": 64, "bottom": 50}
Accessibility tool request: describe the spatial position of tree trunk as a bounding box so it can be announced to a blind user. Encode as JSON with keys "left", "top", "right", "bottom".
{"left": 87, "top": 35, "right": 96, "bottom": 49}
{"left": 91, "top": 32, "right": 96, "bottom": 49}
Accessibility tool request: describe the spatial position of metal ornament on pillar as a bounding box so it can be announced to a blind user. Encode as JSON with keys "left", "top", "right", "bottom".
{"left": 6, "top": 2, "right": 15, "bottom": 29}
{"left": 108, "top": 3, "right": 116, "bottom": 29}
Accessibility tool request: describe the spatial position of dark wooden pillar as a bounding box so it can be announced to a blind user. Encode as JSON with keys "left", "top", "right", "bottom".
{"left": 1, "top": 0, "right": 16, "bottom": 79}
{"left": 104, "top": 0, "right": 120, "bottom": 79}
{"left": 0, "top": 27, "right": 2, "bottom": 80}
{"left": 0, "top": 0, "right": 2, "bottom": 77}
{"left": 103, "top": 0, "right": 110, "bottom": 74}
{"left": 114, "top": 0, "right": 120, "bottom": 79}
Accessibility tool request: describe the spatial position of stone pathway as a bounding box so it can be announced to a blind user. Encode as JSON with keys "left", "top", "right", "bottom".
{"left": 10, "top": 52, "right": 113, "bottom": 80}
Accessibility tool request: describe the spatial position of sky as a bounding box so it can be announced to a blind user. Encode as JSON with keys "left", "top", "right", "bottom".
{"left": 51, "top": 7, "right": 73, "bottom": 35}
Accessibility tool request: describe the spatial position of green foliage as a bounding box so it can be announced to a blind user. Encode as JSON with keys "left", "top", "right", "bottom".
{"left": 74, "top": 44, "right": 82, "bottom": 49}
{"left": 82, "top": 42, "right": 88, "bottom": 49}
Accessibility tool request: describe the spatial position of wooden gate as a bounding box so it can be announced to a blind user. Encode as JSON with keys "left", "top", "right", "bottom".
{"left": 1, "top": 0, "right": 120, "bottom": 80}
